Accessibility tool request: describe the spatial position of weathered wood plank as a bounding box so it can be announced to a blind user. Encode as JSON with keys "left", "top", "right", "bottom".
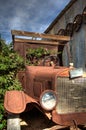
{"left": 11, "top": 30, "right": 70, "bottom": 42}
{"left": 43, "top": 125, "right": 67, "bottom": 130}
{"left": 14, "top": 38, "right": 65, "bottom": 46}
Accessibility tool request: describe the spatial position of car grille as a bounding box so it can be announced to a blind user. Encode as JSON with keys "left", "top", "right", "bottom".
{"left": 56, "top": 77, "right": 86, "bottom": 114}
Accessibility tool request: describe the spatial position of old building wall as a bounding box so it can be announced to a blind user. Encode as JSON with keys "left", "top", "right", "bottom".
{"left": 46, "top": 0, "right": 86, "bottom": 69}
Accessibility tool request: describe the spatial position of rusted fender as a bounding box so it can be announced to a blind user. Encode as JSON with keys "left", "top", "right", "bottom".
{"left": 4, "top": 90, "right": 38, "bottom": 114}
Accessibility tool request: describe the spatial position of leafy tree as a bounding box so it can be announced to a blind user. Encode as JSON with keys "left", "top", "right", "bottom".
{"left": 26, "top": 47, "right": 50, "bottom": 65}
{"left": 26, "top": 47, "right": 61, "bottom": 66}
{"left": 0, "top": 39, "right": 24, "bottom": 130}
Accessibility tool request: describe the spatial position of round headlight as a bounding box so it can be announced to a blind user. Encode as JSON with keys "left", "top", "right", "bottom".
{"left": 40, "top": 90, "right": 57, "bottom": 111}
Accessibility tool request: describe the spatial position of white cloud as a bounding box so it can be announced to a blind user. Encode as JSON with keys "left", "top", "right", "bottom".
{"left": 9, "top": 17, "right": 22, "bottom": 29}
{"left": 0, "top": 0, "right": 71, "bottom": 42}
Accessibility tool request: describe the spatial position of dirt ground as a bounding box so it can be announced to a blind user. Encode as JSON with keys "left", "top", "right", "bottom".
{"left": 20, "top": 108, "right": 86, "bottom": 130}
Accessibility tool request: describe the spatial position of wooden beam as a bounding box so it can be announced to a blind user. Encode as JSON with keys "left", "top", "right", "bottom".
{"left": 11, "top": 30, "right": 70, "bottom": 42}
{"left": 43, "top": 125, "right": 67, "bottom": 130}
{"left": 14, "top": 38, "right": 66, "bottom": 46}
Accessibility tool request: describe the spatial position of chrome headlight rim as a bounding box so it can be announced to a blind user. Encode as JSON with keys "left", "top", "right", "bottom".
{"left": 40, "top": 90, "right": 57, "bottom": 111}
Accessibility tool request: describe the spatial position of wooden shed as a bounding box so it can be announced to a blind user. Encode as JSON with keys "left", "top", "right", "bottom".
{"left": 44, "top": 0, "right": 86, "bottom": 69}
{"left": 11, "top": 30, "right": 70, "bottom": 65}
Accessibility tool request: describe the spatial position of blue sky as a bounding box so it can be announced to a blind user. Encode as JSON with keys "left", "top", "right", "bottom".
{"left": 0, "top": 0, "right": 71, "bottom": 43}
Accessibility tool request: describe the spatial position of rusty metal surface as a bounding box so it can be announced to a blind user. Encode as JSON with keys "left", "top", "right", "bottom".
{"left": 25, "top": 66, "right": 55, "bottom": 98}
{"left": 52, "top": 110, "right": 86, "bottom": 126}
{"left": 56, "top": 77, "right": 86, "bottom": 114}
{"left": 52, "top": 76, "right": 86, "bottom": 126}
{"left": 4, "top": 66, "right": 86, "bottom": 126}
{"left": 4, "top": 90, "right": 38, "bottom": 114}
{"left": 25, "top": 66, "right": 70, "bottom": 98}
{"left": 4, "top": 90, "right": 26, "bottom": 114}
{"left": 18, "top": 66, "right": 70, "bottom": 99}
{"left": 24, "top": 66, "right": 86, "bottom": 126}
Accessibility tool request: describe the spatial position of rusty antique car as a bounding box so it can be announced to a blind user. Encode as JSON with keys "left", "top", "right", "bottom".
{"left": 4, "top": 30, "right": 86, "bottom": 130}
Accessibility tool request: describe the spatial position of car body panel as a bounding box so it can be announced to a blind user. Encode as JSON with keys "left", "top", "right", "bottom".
{"left": 4, "top": 66, "right": 86, "bottom": 126}
{"left": 4, "top": 90, "right": 38, "bottom": 114}
{"left": 52, "top": 110, "right": 86, "bottom": 126}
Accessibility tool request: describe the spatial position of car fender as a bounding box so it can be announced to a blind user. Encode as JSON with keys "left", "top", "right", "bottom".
{"left": 4, "top": 90, "right": 26, "bottom": 114}
{"left": 4, "top": 90, "right": 39, "bottom": 114}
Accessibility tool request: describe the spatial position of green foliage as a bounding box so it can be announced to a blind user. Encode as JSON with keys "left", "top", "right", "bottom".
{"left": 0, "top": 39, "right": 24, "bottom": 129}
{"left": 26, "top": 47, "right": 50, "bottom": 65}
{"left": 0, "top": 103, "right": 6, "bottom": 130}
